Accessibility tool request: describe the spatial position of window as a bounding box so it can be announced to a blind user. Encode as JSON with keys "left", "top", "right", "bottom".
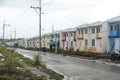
{"left": 115, "top": 25, "right": 117, "bottom": 31}
{"left": 71, "top": 41, "right": 73, "bottom": 47}
{"left": 70, "top": 32, "right": 72, "bottom": 36}
{"left": 97, "top": 27, "right": 100, "bottom": 33}
{"left": 85, "top": 39, "right": 88, "bottom": 46}
{"left": 74, "top": 32, "right": 76, "bottom": 36}
{"left": 64, "top": 33, "right": 66, "bottom": 37}
{"left": 79, "top": 30, "right": 80, "bottom": 34}
{"left": 67, "top": 41, "right": 68, "bottom": 47}
{"left": 81, "top": 29, "right": 84, "bottom": 34}
{"left": 117, "top": 24, "right": 119, "bottom": 30}
{"left": 115, "top": 24, "right": 119, "bottom": 31}
{"left": 58, "top": 35, "right": 60, "bottom": 38}
{"left": 92, "top": 39, "right": 95, "bottom": 46}
{"left": 110, "top": 25, "right": 113, "bottom": 31}
{"left": 66, "top": 33, "right": 68, "bottom": 37}
{"left": 92, "top": 28, "right": 95, "bottom": 34}
{"left": 85, "top": 29, "right": 88, "bottom": 34}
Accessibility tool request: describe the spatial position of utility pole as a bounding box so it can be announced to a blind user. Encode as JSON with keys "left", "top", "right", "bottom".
{"left": 3, "top": 20, "right": 5, "bottom": 42}
{"left": 2, "top": 20, "right": 10, "bottom": 47}
{"left": 31, "top": 0, "right": 41, "bottom": 51}
{"left": 14, "top": 28, "right": 16, "bottom": 40}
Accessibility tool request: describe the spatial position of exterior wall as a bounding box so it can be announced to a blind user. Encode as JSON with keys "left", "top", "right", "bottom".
{"left": 27, "top": 39, "right": 35, "bottom": 48}
{"left": 61, "top": 31, "right": 77, "bottom": 51}
{"left": 44, "top": 35, "right": 50, "bottom": 49}
{"left": 17, "top": 39, "right": 27, "bottom": 48}
{"left": 77, "top": 28, "right": 85, "bottom": 51}
{"left": 102, "top": 22, "right": 109, "bottom": 53}
{"left": 41, "top": 36, "right": 45, "bottom": 48}
{"left": 108, "top": 21, "right": 120, "bottom": 54}
{"left": 49, "top": 33, "right": 60, "bottom": 49}
{"left": 77, "top": 23, "right": 108, "bottom": 53}
{"left": 60, "top": 33, "right": 63, "bottom": 50}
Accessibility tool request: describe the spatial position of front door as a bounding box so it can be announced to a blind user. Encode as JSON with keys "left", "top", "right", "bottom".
{"left": 115, "top": 38, "right": 120, "bottom": 54}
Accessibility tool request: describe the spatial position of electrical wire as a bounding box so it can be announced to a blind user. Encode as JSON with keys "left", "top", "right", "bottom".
{"left": 54, "top": 0, "right": 102, "bottom": 21}
{"left": 10, "top": 1, "right": 38, "bottom": 25}
{"left": 13, "top": 10, "right": 35, "bottom": 26}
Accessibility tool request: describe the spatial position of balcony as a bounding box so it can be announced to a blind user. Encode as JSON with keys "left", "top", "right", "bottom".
{"left": 77, "top": 34, "right": 84, "bottom": 39}
{"left": 62, "top": 37, "right": 66, "bottom": 41}
{"left": 96, "top": 33, "right": 102, "bottom": 39}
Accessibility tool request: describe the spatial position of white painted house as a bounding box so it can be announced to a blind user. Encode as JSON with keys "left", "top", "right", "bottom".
{"left": 60, "top": 28, "right": 77, "bottom": 51}
{"left": 76, "top": 22, "right": 108, "bottom": 53}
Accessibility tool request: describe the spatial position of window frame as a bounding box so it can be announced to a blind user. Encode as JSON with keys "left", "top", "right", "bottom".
{"left": 92, "top": 39, "right": 95, "bottom": 46}
{"left": 85, "top": 39, "right": 88, "bottom": 46}
{"left": 85, "top": 28, "right": 88, "bottom": 34}
{"left": 92, "top": 28, "right": 95, "bottom": 34}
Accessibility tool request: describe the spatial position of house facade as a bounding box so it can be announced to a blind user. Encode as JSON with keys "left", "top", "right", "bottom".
{"left": 49, "top": 32, "right": 60, "bottom": 49}
{"left": 60, "top": 28, "right": 77, "bottom": 51}
{"left": 76, "top": 22, "right": 108, "bottom": 53}
{"left": 107, "top": 16, "right": 120, "bottom": 54}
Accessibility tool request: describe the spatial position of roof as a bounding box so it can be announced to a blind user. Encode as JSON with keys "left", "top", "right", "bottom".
{"left": 88, "top": 21, "right": 102, "bottom": 27}
{"left": 107, "top": 15, "right": 120, "bottom": 23}
{"left": 76, "top": 24, "right": 88, "bottom": 29}
{"left": 61, "top": 28, "right": 76, "bottom": 33}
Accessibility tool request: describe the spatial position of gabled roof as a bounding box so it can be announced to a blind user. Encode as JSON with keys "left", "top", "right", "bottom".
{"left": 107, "top": 15, "right": 120, "bottom": 23}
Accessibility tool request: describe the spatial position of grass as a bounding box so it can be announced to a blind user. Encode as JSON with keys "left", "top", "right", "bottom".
{"left": 0, "top": 46, "right": 46, "bottom": 80}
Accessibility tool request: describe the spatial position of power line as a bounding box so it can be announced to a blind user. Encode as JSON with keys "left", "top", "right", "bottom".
{"left": 10, "top": 1, "right": 38, "bottom": 25}
{"left": 12, "top": 10, "right": 35, "bottom": 26}
{"left": 54, "top": 0, "right": 102, "bottom": 22}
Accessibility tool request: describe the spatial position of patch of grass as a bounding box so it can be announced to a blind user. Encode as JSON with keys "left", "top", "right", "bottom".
{"left": 0, "top": 46, "right": 47, "bottom": 80}
{"left": 33, "top": 53, "right": 46, "bottom": 68}
{"left": 0, "top": 75, "right": 13, "bottom": 80}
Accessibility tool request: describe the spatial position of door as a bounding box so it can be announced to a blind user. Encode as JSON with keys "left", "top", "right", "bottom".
{"left": 110, "top": 38, "right": 115, "bottom": 54}
{"left": 115, "top": 38, "right": 119, "bottom": 54}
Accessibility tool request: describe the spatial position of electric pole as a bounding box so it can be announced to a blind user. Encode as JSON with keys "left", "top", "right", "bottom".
{"left": 14, "top": 28, "right": 16, "bottom": 40}
{"left": 31, "top": 0, "right": 41, "bottom": 51}
{"left": 3, "top": 20, "right": 5, "bottom": 42}
{"left": 2, "top": 20, "right": 10, "bottom": 47}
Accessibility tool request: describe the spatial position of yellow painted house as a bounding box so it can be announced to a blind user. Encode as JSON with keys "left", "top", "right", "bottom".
{"left": 41, "top": 34, "right": 49, "bottom": 48}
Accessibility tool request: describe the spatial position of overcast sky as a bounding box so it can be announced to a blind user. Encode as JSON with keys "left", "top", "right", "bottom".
{"left": 0, "top": 0, "right": 120, "bottom": 39}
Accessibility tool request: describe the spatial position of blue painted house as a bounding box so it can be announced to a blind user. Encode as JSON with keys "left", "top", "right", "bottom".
{"left": 108, "top": 16, "right": 120, "bottom": 54}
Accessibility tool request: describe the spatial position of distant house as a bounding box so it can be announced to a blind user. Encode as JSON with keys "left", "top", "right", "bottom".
{"left": 107, "top": 16, "right": 120, "bottom": 54}
{"left": 49, "top": 31, "right": 60, "bottom": 49}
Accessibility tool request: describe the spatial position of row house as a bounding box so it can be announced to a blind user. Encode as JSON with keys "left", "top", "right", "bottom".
{"left": 76, "top": 22, "right": 108, "bottom": 53}
{"left": 27, "top": 38, "right": 35, "bottom": 48}
{"left": 17, "top": 39, "right": 27, "bottom": 48}
{"left": 60, "top": 28, "right": 77, "bottom": 51}
{"left": 49, "top": 31, "right": 60, "bottom": 49}
{"left": 107, "top": 16, "right": 120, "bottom": 54}
{"left": 43, "top": 34, "right": 50, "bottom": 49}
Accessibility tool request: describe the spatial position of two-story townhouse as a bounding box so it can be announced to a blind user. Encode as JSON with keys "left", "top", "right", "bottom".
{"left": 49, "top": 31, "right": 60, "bottom": 49}
{"left": 17, "top": 39, "right": 27, "bottom": 48}
{"left": 76, "top": 24, "right": 88, "bottom": 51}
{"left": 107, "top": 16, "right": 120, "bottom": 54}
{"left": 27, "top": 38, "right": 35, "bottom": 48}
{"left": 60, "top": 28, "right": 77, "bottom": 51}
{"left": 77, "top": 22, "right": 108, "bottom": 53}
{"left": 43, "top": 33, "right": 50, "bottom": 49}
